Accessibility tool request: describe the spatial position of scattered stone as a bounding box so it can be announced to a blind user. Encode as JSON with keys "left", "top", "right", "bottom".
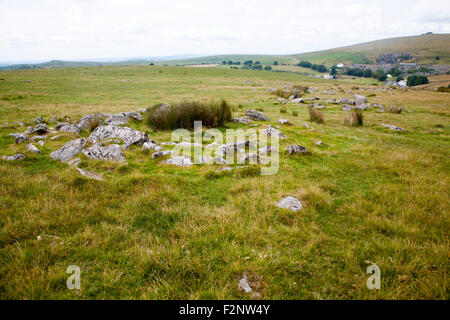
{"left": 381, "top": 123, "right": 405, "bottom": 131}
{"left": 303, "top": 123, "right": 311, "bottom": 129}
{"left": 77, "top": 168, "right": 103, "bottom": 181}
{"left": 152, "top": 150, "right": 172, "bottom": 159}
{"left": 315, "top": 140, "right": 323, "bottom": 146}
{"left": 234, "top": 116, "right": 253, "bottom": 124}
{"left": 217, "top": 166, "right": 232, "bottom": 172}
{"left": 1, "top": 153, "right": 25, "bottom": 161}
{"left": 286, "top": 145, "right": 308, "bottom": 155}
{"left": 55, "top": 122, "right": 70, "bottom": 130}
{"left": 354, "top": 94, "right": 367, "bottom": 106}
{"left": 258, "top": 146, "right": 277, "bottom": 155}
{"left": 37, "top": 140, "right": 45, "bottom": 147}
{"left": 288, "top": 98, "right": 303, "bottom": 104}
{"left": 50, "top": 138, "right": 87, "bottom": 162}
{"left": 78, "top": 113, "right": 105, "bottom": 130}
{"left": 50, "top": 135, "right": 62, "bottom": 140}
{"left": 28, "top": 123, "right": 48, "bottom": 134}
{"left": 342, "top": 105, "right": 353, "bottom": 111}
{"left": 88, "top": 125, "right": 149, "bottom": 146}
{"left": 276, "top": 119, "right": 291, "bottom": 125}
{"left": 104, "top": 111, "right": 143, "bottom": 125}
{"left": 245, "top": 109, "right": 270, "bottom": 121}
{"left": 161, "top": 142, "right": 176, "bottom": 146}
{"left": 30, "top": 135, "right": 47, "bottom": 141}
{"left": 142, "top": 141, "right": 162, "bottom": 151}
{"left": 82, "top": 143, "right": 126, "bottom": 161}
{"left": 34, "top": 116, "right": 44, "bottom": 124}
{"left": 340, "top": 97, "right": 355, "bottom": 105}
{"left": 67, "top": 158, "right": 81, "bottom": 167}
{"left": 27, "top": 143, "right": 41, "bottom": 154}
{"left": 238, "top": 275, "right": 252, "bottom": 293}
{"left": 196, "top": 155, "right": 227, "bottom": 164}
{"left": 10, "top": 133, "right": 28, "bottom": 144}
{"left": 276, "top": 196, "right": 303, "bottom": 212}
{"left": 163, "top": 156, "right": 193, "bottom": 166}
{"left": 262, "top": 125, "right": 287, "bottom": 139}
{"left": 59, "top": 124, "right": 81, "bottom": 134}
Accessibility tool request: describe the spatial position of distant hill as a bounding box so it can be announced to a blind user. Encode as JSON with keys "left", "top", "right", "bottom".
{"left": 1, "top": 34, "right": 449, "bottom": 71}
{"left": 290, "top": 33, "right": 450, "bottom": 65}
{"left": 156, "top": 34, "right": 450, "bottom": 66}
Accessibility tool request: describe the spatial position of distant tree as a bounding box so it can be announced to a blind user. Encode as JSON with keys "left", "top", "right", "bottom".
{"left": 273, "top": 61, "right": 279, "bottom": 65}
{"left": 388, "top": 67, "right": 402, "bottom": 77}
{"left": 252, "top": 64, "right": 263, "bottom": 70}
{"left": 436, "top": 56, "right": 440, "bottom": 60}
{"left": 363, "top": 69, "right": 373, "bottom": 78}
{"left": 330, "top": 65, "right": 337, "bottom": 75}
{"left": 297, "top": 61, "right": 312, "bottom": 68}
{"left": 373, "top": 69, "right": 387, "bottom": 81}
{"left": 228, "top": 60, "right": 233, "bottom": 65}
{"left": 264, "top": 65, "right": 272, "bottom": 71}
{"left": 244, "top": 60, "right": 253, "bottom": 66}
{"left": 222, "top": 61, "right": 227, "bottom": 65}
{"left": 396, "top": 76, "right": 404, "bottom": 82}
{"left": 149, "top": 62, "right": 154, "bottom": 66}
{"left": 407, "top": 75, "right": 429, "bottom": 86}
{"left": 254, "top": 61, "right": 261, "bottom": 65}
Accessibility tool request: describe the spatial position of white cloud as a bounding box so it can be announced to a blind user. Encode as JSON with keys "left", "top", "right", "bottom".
{"left": 0, "top": 0, "right": 449, "bottom": 62}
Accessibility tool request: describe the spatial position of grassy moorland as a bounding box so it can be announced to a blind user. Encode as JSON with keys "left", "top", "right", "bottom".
{"left": 0, "top": 66, "right": 448, "bottom": 299}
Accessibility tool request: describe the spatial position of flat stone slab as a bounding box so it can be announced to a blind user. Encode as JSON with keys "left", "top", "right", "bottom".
{"left": 2, "top": 153, "right": 25, "bottom": 161}
{"left": 81, "top": 143, "right": 126, "bottom": 161}
{"left": 50, "top": 138, "right": 87, "bottom": 162}
{"left": 88, "top": 125, "right": 149, "bottom": 146}
{"left": 276, "top": 196, "right": 303, "bottom": 212}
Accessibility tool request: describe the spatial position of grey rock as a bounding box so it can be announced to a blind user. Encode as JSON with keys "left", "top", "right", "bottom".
{"left": 67, "top": 158, "right": 81, "bottom": 167}
{"left": 354, "top": 94, "right": 368, "bottom": 106}
{"left": 142, "top": 142, "right": 162, "bottom": 151}
{"left": 163, "top": 156, "right": 193, "bottom": 166}
{"left": 262, "top": 125, "right": 287, "bottom": 139}
{"left": 245, "top": 109, "right": 270, "bottom": 121}
{"left": 59, "top": 124, "right": 81, "bottom": 134}
{"left": 238, "top": 275, "right": 252, "bottom": 293}
{"left": 76, "top": 168, "right": 103, "bottom": 181}
{"left": 2, "top": 153, "right": 25, "bottom": 161}
{"left": 340, "top": 97, "right": 355, "bottom": 105}
{"left": 10, "top": 133, "right": 28, "bottom": 144}
{"left": 30, "top": 135, "right": 47, "bottom": 141}
{"left": 342, "top": 105, "right": 354, "bottom": 111}
{"left": 276, "top": 119, "right": 291, "bottom": 125}
{"left": 88, "top": 125, "right": 149, "bottom": 146}
{"left": 276, "top": 196, "right": 303, "bottom": 212}
{"left": 37, "top": 140, "right": 45, "bottom": 147}
{"left": 286, "top": 145, "right": 308, "bottom": 155}
{"left": 303, "top": 123, "right": 311, "bottom": 129}
{"left": 381, "top": 123, "right": 405, "bottom": 131}
{"left": 28, "top": 123, "right": 48, "bottom": 134}
{"left": 50, "top": 138, "right": 87, "bottom": 162}
{"left": 81, "top": 143, "right": 126, "bottom": 161}
{"left": 288, "top": 98, "right": 304, "bottom": 104}
{"left": 27, "top": 143, "right": 41, "bottom": 154}
{"left": 55, "top": 122, "right": 70, "bottom": 130}
{"left": 196, "top": 155, "right": 227, "bottom": 164}
{"left": 78, "top": 113, "right": 105, "bottom": 130}
{"left": 233, "top": 116, "right": 253, "bottom": 124}
{"left": 34, "top": 116, "right": 44, "bottom": 124}
{"left": 152, "top": 150, "right": 172, "bottom": 159}
{"left": 258, "top": 146, "right": 277, "bottom": 155}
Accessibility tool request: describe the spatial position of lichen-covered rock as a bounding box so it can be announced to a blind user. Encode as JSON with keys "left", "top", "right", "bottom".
{"left": 30, "top": 135, "right": 47, "bottom": 141}
{"left": 354, "top": 94, "right": 368, "bottom": 106}
{"left": 27, "top": 143, "right": 41, "bottom": 154}
{"left": 50, "top": 138, "right": 87, "bottom": 162}
{"left": 262, "top": 125, "right": 287, "bottom": 139}
{"left": 28, "top": 123, "right": 48, "bottom": 134}
{"left": 276, "top": 119, "right": 291, "bottom": 125}
{"left": 233, "top": 116, "right": 253, "bottom": 124}
{"left": 34, "top": 116, "right": 44, "bottom": 124}
{"left": 88, "top": 125, "right": 149, "bottom": 146}
{"left": 196, "top": 155, "right": 227, "bottom": 164}
{"left": 9, "top": 133, "right": 28, "bottom": 144}
{"left": 59, "top": 124, "right": 81, "bottom": 134}
{"left": 288, "top": 98, "right": 303, "bottom": 104}
{"left": 163, "top": 156, "right": 193, "bottom": 166}
{"left": 340, "top": 97, "right": 355, "bottom": 105}
{"left": 77, "top": 168, "right": 103, "bottom": 181}
{"left": 276, "top": 196, "right": 303, "bottom": 212}
{"left": 286, "top": 145, "right": 308, "bottom": 155}
{"left": 258, "top": 146, "right": 277, "bottom": 155}
{"left": 104, "top": 111, "right": 143, "bottom": 125}
{"left": 245, "top": 110, "right": 270, "bottom": 121}
{"left": 78, "top": 113, "right": 105, "bottom": 130}
{"left": 81, "top": 143, "right": 126, "bottom": 161}
{"left": 381, "top": 123, "right": 405, "bottom": 131}
{"left": 2, "top": 153, "right": 25, "bottom": 161}
{"left": 152, "top": 150, "right": 172, "bottom": 159}
{"left": 142, "top": 141, "right": 162, "bottom": 151}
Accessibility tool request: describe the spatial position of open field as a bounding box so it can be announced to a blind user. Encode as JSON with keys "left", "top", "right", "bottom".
{"left": 0, "top": 66, "right": 449, "bottom": 299}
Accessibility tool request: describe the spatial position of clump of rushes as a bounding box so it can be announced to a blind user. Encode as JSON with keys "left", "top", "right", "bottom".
{"left": 292, "top": 110, "right": 298, "bottom": 117}
{"left": 280, "top": 107, "right": 287, "bottom": 113}
{"left": 309, "top": 108, "right": 324, "bottom": 123}
{"left": 344, "top": 110, "right": 363, "bottom": 126}
{"left": 388, "top": 105, "right": 403, "bottom": 114}
{"left": 146, "top": 99, "right": 232, "bottom": 130}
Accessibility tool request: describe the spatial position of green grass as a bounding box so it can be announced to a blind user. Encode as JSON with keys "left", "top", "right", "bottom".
{"left": 0, "top": 65, "right": 448, "bottom": 299}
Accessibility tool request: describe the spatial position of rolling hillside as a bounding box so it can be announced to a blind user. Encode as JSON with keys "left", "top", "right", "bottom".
{"left": 1, "top": 34, "right": 449, "bottom": 71}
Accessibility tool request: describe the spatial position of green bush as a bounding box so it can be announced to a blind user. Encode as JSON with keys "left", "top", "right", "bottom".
{"left": 407, "top": 75, "right": 429, "bottom": 86}
{"left": 146, "top": 100, "right": 232, "bottom": 130}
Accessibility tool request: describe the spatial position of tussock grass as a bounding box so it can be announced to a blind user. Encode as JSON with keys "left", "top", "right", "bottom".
{"left": 146, "top": 99, "right": 232, "bottom": 130}
{"left": 309, "top": 108, "right": 325, "bottom": 123}
{"left": 344, "top": 110, "right": 364, "bottom": 126}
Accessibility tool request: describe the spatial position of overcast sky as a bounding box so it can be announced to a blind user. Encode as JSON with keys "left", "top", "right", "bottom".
{"left": 1, "top": 0, "right": 449, "bottom": 62}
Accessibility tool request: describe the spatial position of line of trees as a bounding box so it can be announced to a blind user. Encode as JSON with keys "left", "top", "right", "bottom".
{"left": 297, "top": 61, "right": 328, "bottom": 73}
{"left": 406, "top": 75, "right": 429, "bottom": 86}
